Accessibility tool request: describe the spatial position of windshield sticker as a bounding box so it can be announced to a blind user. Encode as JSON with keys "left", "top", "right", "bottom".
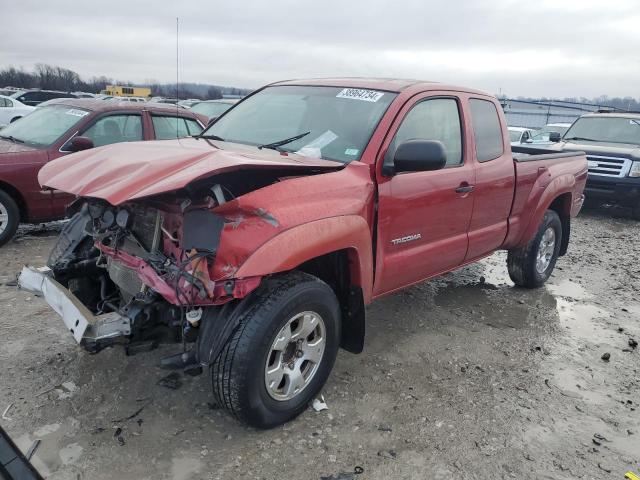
{"left": 295, "top": 130, "right": 339, "bottom": 158}
{"left": 65, "top": 109, "right": 89, "bottom": 117}
{"left": 336, "top": 88, "right": 384, "bottom": 103}
{"left": 345, "top": 148, "right": 359, "bottom": 156}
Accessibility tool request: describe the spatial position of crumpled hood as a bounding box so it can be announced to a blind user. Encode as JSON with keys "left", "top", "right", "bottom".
{"left": 38, "top": 138, "right": 343, "bottom": 205}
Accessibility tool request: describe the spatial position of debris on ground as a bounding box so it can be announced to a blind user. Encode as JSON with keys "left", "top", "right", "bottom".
{"left": 377, "top": 449, "right": 397, "bottom": 459}
{"left": 25, "top": 439, "right": 40, "bottom": 460}
{"left": 2, "top": 403, "right": 13, "bottom": 420}
{"left": 114, "top": 427, "right": 125, "bottom": 446}
{"left": 629, "top": 339, "right": 638, "bottom": 349}
{"left": 156, "top": 372, "right": 182, "bottom": 390}
{"left": 601, "top": 352, "right": 611, "bottom": 362}
{"left": 112, "top": 405, "right": 146, "bottom": 423}
{"left": 312, "top": 395, "right": 328, "bottom": 412}
{"left": 320, "top": 466, "right": 364, "bottom": 480}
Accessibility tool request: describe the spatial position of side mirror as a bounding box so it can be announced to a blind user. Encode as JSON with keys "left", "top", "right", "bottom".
{"left": 207, "top": 116, "right": 219, "bottom": 126}
{"left": 548, "top": 132, "right": 562, "bottom": 143}
{"left": 67, "top": 136, "right": 94, "bottom": 152}
{"left": 390, "top": 139, "right": 447, "bottom": 175}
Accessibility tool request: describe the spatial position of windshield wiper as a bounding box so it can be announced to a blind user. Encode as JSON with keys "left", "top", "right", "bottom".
{"left": 193, "top": 134, "right": 225, "bottom": 141}
{"left": 564, "top": 136, "right": 600, "bottom": 142}
{"left": 258, "top": 131, "right": 311, "bottom": 151}
{"left": 0, "top": 134, "right": 24, "bottom": 144}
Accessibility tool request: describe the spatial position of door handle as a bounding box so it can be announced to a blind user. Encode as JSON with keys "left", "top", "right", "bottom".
{"left": 455, "top": 184, "right": 475, "bottom": 194}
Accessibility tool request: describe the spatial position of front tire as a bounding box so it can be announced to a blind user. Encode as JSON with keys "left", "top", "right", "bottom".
{"left": 0, "top": 190, "right": 20, "bottom": 247}
{"left": 507, "top": 210, "right": 562, "bottom": 288}
{"left": 211, "top": 271, "right": 341, "bottom": 428}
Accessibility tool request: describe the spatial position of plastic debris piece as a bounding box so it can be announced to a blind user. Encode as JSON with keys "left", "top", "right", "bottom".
{"left": 2, "top": 403, "right": 13, "bottom": 420}
{"left": 312, "top": 395, "right": 328, "bottom": 412}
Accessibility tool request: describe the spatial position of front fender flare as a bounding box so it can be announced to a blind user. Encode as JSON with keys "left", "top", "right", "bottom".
{"left": 235, "top": 215, "right": 374, "bottom": 303}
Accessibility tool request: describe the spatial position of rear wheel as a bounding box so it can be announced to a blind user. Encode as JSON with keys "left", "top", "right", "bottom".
{"left": 0, "top": 190, "right": 20, "bottom": 247}
{"left": 507, "top": 210, "right": 562, "bottom": 288}
{"left": 9, "top": 116, "right": 21, "bottom": 123}
{"left": 211, "top": 271, "right": 341, "bottom": 428}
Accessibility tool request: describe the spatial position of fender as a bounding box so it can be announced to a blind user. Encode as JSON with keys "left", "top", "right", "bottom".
{"left": 512, "top": 173, "right": 575, "bottom": 248}
{"left": 235, "top": 215, "right": 374, "bottom": 303}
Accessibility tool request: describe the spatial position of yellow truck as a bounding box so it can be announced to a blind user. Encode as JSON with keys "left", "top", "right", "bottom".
{"left": 100, "top": 85, "right": 151, "bottom": 98}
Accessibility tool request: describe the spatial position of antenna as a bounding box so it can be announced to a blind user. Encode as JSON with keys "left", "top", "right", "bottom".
{"left": 176, "top": 17, "right": 179, "bottom": 138}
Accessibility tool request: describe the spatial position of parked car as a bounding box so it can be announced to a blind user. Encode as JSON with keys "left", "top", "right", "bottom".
{"left": 190, "top": 99, "right": 238, "bottom": 122}
{"left": 508, "top": 126, "right": 535, "bottom": 146}
{"left": 526, "top": 122, "right": 572, "bottom": 145}
{"left": 18, "top": 78, "right": 587, "bottom": 428}
{"left": 178, "top": 99, "right": 201, "bottom": 108}
{"left": 542, "top": 113, "right": 640, "bottom": 218}
{"left": 10, "top": 89, "right": 77, "bottom": 106}
{"left": 0, "top": 95, "right": 35, "bottom": 125}
{"left": 111, "top": 96, "right": 147, "bottom": 103}
{"left": 0, "top": 98, "right": 205, "bottom": 245}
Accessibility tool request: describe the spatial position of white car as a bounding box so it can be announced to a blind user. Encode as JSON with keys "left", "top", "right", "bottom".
{"left": 0, "top": 95, "right": 35, "bottom": 126}
{"left": 508, "top": 126, "right": 535, "bottom": 146}
{"left": 526, "top": 123, "right": 572, "bottom": 145}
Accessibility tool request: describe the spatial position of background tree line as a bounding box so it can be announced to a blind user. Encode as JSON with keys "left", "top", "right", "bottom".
{"left": 0, "top": 64, "right": 250, "bottom": 100}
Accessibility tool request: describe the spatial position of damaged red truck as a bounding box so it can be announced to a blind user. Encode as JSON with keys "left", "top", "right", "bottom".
{"left": 18, "top": 79, "right": 587, "bottom": 428}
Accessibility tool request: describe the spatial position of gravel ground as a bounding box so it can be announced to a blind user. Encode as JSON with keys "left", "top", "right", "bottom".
{"left": 0, "top": 207, "right": 638, "bottom": 480}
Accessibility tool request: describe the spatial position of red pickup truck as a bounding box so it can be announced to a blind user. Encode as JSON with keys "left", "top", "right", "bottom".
{"left": 18, "top": 79, "right": 587, "bottom": 428}
{"left": 0, "top": 99, "right": 205, "bottom": 246}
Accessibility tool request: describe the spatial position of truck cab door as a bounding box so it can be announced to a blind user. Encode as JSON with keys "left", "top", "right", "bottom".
{"left": 464, "top": 98, "right": 515, "bottom": 261}
{"left": 373, "top": 94, "right": 475, "bottom": 297}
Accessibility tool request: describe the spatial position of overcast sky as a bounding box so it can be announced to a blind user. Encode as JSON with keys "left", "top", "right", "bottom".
{"left": 2, "top": 0, "right": 639, "bottom": 98}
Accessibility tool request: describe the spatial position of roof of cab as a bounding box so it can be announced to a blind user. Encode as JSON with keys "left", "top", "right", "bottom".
{"left": 271, "top": 77, "right": 490, "bottom": 96}
{"left": 40, "top": 98, "right": 201, "bottom": 117}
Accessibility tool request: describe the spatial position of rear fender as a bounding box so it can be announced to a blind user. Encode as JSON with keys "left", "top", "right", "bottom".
{"left": 234, "top": 215, "right": 373, "bottom": 303}
{"left": 515, "top": 174, "right": 575, "bottom": 248}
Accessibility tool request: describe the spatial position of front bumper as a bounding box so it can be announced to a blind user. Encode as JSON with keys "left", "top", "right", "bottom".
{"left": 585, "top": 175, "right": 640, "bottom": 205}
{"left": 17, "top": 266, "right": 131, "bottom": 345}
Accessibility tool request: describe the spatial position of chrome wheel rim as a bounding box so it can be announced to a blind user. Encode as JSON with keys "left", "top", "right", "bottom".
{"left": 535, "top": 227, "right": 556, "bottom": 274}
{"left": 264, "top": 311, "right": 326, "bottom": 401}
{"left": 0, "top": 201, "right": 8, "bottom": 235}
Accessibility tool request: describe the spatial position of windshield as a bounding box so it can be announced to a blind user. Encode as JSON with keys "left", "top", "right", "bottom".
{"left": 563, "top": 117, "right": 640, "bottom": 145}
{"left": 203, "top": 85, "right": 397, "bottom": 163}
{"left": 0, "top": 104, "right": 89, "bottom": 148}
{"left": 191, "top": 101, "right": 233, "bottom": 118}
{"left": 508, "top": 130, "right": 522, "bottom": 142}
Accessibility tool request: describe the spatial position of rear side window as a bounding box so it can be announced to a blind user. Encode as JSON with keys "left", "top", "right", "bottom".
{"left": 469, "top": 99, "right": 504, "bottom": 162}
{"left": 152, "top": 115, "right": 203, "bottom": 139}
{"left": 385, "top": 98, "right": 463, "bottom": 167}
{"left": 82, "top": 114, "right": 143, "bottom": 147}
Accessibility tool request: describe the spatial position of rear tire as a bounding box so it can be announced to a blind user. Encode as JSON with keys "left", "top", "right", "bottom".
{"left": 0, "top": 190, "right": 20, "bottom": 247}
{"left": 211, "top": 271, "right": 341, "bottom": 428}
{"left": 9, "top": 116, "right": 21, "bottom": 123}
{"left": 507, "top": 210, "right": 562, "bottom": 288}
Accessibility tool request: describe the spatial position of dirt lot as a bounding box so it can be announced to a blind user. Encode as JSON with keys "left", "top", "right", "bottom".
{"left": 0, "top": 207, "right": 638, "bottom": 480}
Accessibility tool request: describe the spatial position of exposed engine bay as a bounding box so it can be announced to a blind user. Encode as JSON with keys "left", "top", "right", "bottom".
{"left": 42, "top": 169, "right": 297, "bottom": 354}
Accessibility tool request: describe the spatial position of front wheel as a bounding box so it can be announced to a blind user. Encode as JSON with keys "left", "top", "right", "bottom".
{"left": 507, "top": 210, "right": 562, "bottom": 288}
{"left": 211, "top": 271, "right": 341, "bottom": 428}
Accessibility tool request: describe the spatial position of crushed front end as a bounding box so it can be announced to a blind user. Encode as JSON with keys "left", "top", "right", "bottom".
{"left": 19, "top": 189, "right": 262, "bottom": 356}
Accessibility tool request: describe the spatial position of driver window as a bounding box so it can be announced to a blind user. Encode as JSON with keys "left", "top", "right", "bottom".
{"left": 384, "top": 98, "right": 463, "bottom": 168}
{"left": 82, "top": 114, "right": 143, "bottom": 147}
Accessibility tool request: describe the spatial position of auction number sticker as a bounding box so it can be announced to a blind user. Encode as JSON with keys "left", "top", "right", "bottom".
{"left": 65, "top": 109, "right": 89, "bottom": 117}
{"left": 336, "top": 88, "right": 384, "bottom": 102}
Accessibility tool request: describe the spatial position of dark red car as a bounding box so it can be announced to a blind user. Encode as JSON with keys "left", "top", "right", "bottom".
{"left": 0, "top": 99, "right": 206, "bottom": 245}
